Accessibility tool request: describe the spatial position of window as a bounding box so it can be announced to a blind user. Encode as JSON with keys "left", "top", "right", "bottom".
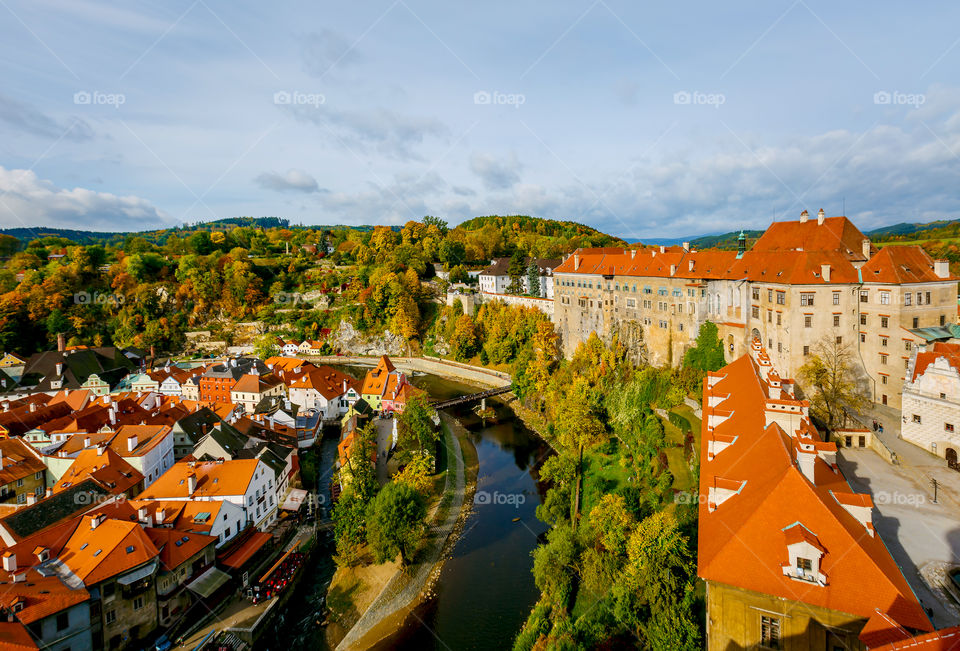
{"left": 836, "top": 336, "right": 842, "bottom": 345}
{"left": 880, "top": 291, "right": 890, "bottom": 305}
{"left": 913, "top": 414, "right": 922, "bottom": 424}
{"left": 105, "top": 610, "right": 116, "bottom": 625}
{"left": 881, "top": 316, "right": 889, "bottom": 328}
{"left": 913, "top": 317, "right": 919, "bottom": 328}
{"left": 833, "top": 292, "right": 840, "bottom": 305}
{"left": 905, "top": 341, "right": 912, "bottom": 351}
{"left": 880, "top": 354, "right": 888, "bottom": 365}
{"left": 881, "top": 375, "right": 888, "bottom": 385}
{"left": 761, "top": 616, "right": 781, "bottom": 650}
{"left": 860, "top": 333, "right": 865, "bottom": 343}
{"left": 946, "top": 424, "right": 955, "bottom": 433}
{"left": 626, "top": 298, "right": 636, "bottom": 308}
{"left": 751, "top": 305, "right": 759, "bottom": 318}
{"left": 34, "top": 472, "right": 42, "bottom": 480}
{"left": 767, "top": 289, "right": 773, "bottom": 302}
{"left": 833, "top": 315, "right": 840, "bottom": 327}
{"left": 16, "top": 494, "right": 24, "bottom": 504}
{"left": 777, "top": 342, "right": 782, "bottom": 353}
{"left": 905, "top": 293, "right": 912, "bottom": 306}
{"left": 752, "top": 287, "right": 760, "bottom": 300}
{"left": 776, "top": 291, "right": 785, "bottom": 305}
{"left": 804, "top": 316, "right": 812, "bottom": 328}
{"left": 881, "top": 337, "right": 888, "bottom": 347}
{"left": 942, "top": 315, "right": 947, "bottom": 326}
{"left": 797, "top": 557, "right": 812, "bottom": 571}
{"left": 803, "top": 345, "right": 810, "bottom": 356}
{"left": 776, "top": 313, "right": 781, "bottom": 325}
{"left": 860, "top": 314, "right": 867, "bottom": 325}
{"left": 926, "top": 291, "right": 932, "bottom": 304}
{"left": 133, "top": 596, "right": 144, "bottom": 610}
{"left": 860, "top": 290, "right": 868, "bottom": 303}
{"left": 767, "top": 311, "right": 772, "bottom": 323}
{"left": 56, "top": 612, "right": 69, "bottom": 631}
{"left": 15, "top": 479, "right": 22, "bottom": 488}
{"left": 800, "top": 293, "right": 815, "bottom": 306}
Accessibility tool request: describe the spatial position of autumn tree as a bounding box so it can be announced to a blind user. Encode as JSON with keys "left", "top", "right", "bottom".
{"left": 798, "top": 336, "right": 870, "bottom": 430}
{"left": 449, "top": 314, "right": 479, "bottom": 361}
{"left": 554, "top": 376, "right": 607, "bottom": 522}
{"left": 365, "top": 481, "right": 427, "bottom": 566}
{"left": 395, "top": 394, "right": 439, "bottom": 463}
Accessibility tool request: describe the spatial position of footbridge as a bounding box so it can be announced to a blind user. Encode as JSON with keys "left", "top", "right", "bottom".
{"left": 430, "top": 385, "right": 512, "bottom": 410}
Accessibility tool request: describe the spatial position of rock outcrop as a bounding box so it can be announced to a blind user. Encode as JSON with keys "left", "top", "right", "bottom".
{"left": 330, "top": 320, "right": 407, "bottom": 356}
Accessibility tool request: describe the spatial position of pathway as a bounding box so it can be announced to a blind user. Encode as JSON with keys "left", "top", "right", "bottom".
{"left": 335, "top": 413, "right": 466, "bottom": 650}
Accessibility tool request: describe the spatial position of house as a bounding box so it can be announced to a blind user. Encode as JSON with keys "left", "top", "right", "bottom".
{"left": 230, "top": 373, "right": 285, "bottom": 414}
{"left": 0, "top": 479, "right": 113, "bottom": 546}
{"left": 108, "top": 425, "right": 175, "bottom": 488}
{"left": 0, "top": 563, "right": 92, "bottom": 651}
{"left": 360, "top": 356, "right": 407, "bottom": 411}
{"left": 286, "top": 366, "right": 359, "bottom": 419}
{"left": 53, "top": 446, "right": 144, "bottom": 498}
{"left": 136, "top": 459, "right": 278, "bottom": 531}
{"left": 698, "top": 341, "right": 931, "bottom": 650}
{"left": 181, "top": 375, "right": 201, "bottom": 401}
{"left": 19, "top": 345, "right": 134, "bottom": 393}
{"left": 340, "top": 398, "right": 373, "bottom": 428}
{"left": 192, "top": 424, "right": 295, "bottom": 504}
{"left": 264, "top": 356, "right": 310, "bottom": 374}
{"left": 126, "top": 498, "right": 246, "bottom": 547}
{"left": 478, "top": 257, "right": 559, "bottom": 298}
{"left": 0, "top": 439, "right": 47, "bottom": 505}
{"left": 198, "top": 358, "right": 268, "bottom": 404}
{"left": 387, "top": 382, "right": 425, "bottom": 414}
{"left": 281, "top": 341, "right": 300, "bottom": 356}
{"left": 901, "top": 342, "right": 960, "bottom": 460}
{"left": 0, "top": 352, "right": 25, "bottom": 382}
{"left": 170, "top": 408, "right": 222, "bottom": 460}
{"left": 145, "top": 525, "right": 219, "bottom": 629}
{"left": 298, "top": 340, "right": 326, "bottom": 355}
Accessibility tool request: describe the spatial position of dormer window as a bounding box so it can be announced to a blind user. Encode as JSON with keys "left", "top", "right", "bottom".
{"left": 782, "top": 523, "right": 826, "bottom": 585}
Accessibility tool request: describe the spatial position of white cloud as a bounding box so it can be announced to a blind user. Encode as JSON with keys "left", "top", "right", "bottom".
{"left": 0, "top": 167, "right": 170, "bottom": 231}
{"left": 255, "top": 169, "right": 320, "bottom": 193}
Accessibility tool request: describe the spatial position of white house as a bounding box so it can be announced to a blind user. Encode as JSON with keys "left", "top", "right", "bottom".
{"left": 129, "top": 497, "right": 247, "bottom": 546}
{"left": 902, "top": 342, "right": 960, "bottom": 461}
{"left": 478, "top": 257, "right": 559, "bottom": 298}
{"left": 136, "top": 458, "right": 279, "bottom": 531}
{"left": 281, "top": 341, "right": 300, "bottom": 356}
{"left": 286, "top": 366, "right": 359, "bottom": 419}
{"left": 108, "top": 424, "right": 175, "bottom": 487}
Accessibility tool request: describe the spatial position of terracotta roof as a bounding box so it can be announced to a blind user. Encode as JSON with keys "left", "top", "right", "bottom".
{"left": 110, "top": 424, "right": 172, "bottom": 458}
{"left": 361, "top": 356, "right": 398, "bottom": 396}
{"left": 751, "top": 215, "right": 871, "bottom": 259}
{"left": 911, "top": 342, "right": 960, "bottom": 381}
{"left": 0, "top": 622, "right": 39, "bottom": 649}
{"left": 862, "top": 246, "right": 951, "bottom": 284}
{"left": 0, "top": 439, "right": 45, "bottom": 487}
{"left": 145, "top": 527, "right": 216, "bottom": 572}
{"left": 286, "top": 366, "right": 358, "bottom": 399}
{"left": 217, "top": 531, "right": 273, "bottom": 570}
{"left": 698, "top": 352, "right": 931, "bottom": 641}
{"left": 57, "top": 515, "right": 159, "bottom": 584}
{"left": 869, "top": 625, "right": 960, "bottom": 651}
{"left": 136, "top": 459, "right": 261, "bottom": 500}
{"left": 53, "top": 447, "right": 143, "bottom": 495}
{"left": 231, "top": 373, "right": 282, "bottom": 395}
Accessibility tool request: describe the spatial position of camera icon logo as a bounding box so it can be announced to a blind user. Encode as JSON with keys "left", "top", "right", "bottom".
{"left": 674, "top": 91, "right": 691, "bottom": 105}
{"left": 874, "top": 91, "right": 891, "bottom": 105}
{"left": 274, "top": 91, "right": 292, "bottom": 105}
{"left": 474, "top": 91, "right": 491, "bottom": 105}
{"left": 74, "top": 91, "right": 91, "bottom": 105}
{"left": 74, "top": 291, "right": 91, "bottom": 305}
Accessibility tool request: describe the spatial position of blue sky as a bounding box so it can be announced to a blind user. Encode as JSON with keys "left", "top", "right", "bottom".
{"left": 2, "top": 1, "right": 960, "bottom": 239}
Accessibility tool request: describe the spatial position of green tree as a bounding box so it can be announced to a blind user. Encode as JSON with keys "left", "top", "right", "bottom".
{"left": 395, "top": 394, "right": 439, "bottom": 463}
{"left": 365, "top": 481, "right": 427, "bottom": 566}
{"left": 526, "top": 263, "right": 541, "bottom": 297}
{"left": 554, "top": 376, "right": 607, "bottom": 522}
{"left": 683, "top": 321, "right": 725, "bottom": 372}
{"left": 507, "top": 250, "right": 526, "bottom": 294}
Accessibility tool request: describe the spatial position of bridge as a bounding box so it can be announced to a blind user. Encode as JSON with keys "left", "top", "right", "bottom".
{"left": 431, "top": 385, "right": 512, "bottom": 410}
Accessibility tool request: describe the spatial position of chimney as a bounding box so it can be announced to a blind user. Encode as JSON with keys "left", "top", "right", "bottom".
{"left": 109, "top": 408, "right": 116, "bottom": 425}
{"left": 26, "top": 494, "right": 37, "bottom": 506}
{"left": 57, "top": 333, "right": 65, "bottom": 352}
{"left": 935, "top": 260, "right": 950, "bottom": 279}
{"left": 55, "top": 363, "right": 63, "bottom": 376}
{"left": 45, "top": 488, "right": 52, "bottom": 498}
{"left": 158, "top": 507, "right": 166, "bottom": 523}
{"left": 127, "top": 435, "right": 138, "bottom": 452}
{"left": 659, "top": 245, "right": 665, "bottom": 254}
{"left": 630, "top": 249, "right": 636, "bottom": 259}
{"left": 29, "top": 403, "right": 35, "bottom": 413}
{"left": 862, "top": 238, "right": 871, "bottom": 260}
{"left": 138, "top": 506, "right": 152, "bottom": 527}
{"left": 96, "top": 442, "right": 106, "bottom": 456}
{"left": 83, "top": 436, "right": 91, "bottom": 448}
{"left": 817, "top": 208, "right": 825, "bottom": 225}
{"left": 104, "top": 395, "right": 111, "bottom": 405}
{"left": 800, "top": 209, "right": 809, "bottom": 223}
{"left": 187, "top": 473, "right": 197, "bottom": 494}
{"left": 2, "top": 552, "right": 16, "bottom": 573}
{"left": 689, "top": 260, "right": 695, "bottom": 272}
{"left": 682, "top": 241, "right": 690, "bottom": 252}
{"left": 90, "top": 514, "right": 105, "bottom": 529}
{"left": 820, "top": 264, "right": 831, "bottom": 282}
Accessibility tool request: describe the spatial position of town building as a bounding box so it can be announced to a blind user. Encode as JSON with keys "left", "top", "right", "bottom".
{"left": 901, "top": 342, "right": 960, "bottom": 461}
{"left": 0, "top": 439, "right": 47, "bottom": 505}
{"left": 360, "top": 356, "right": 407, "bottom": 411}
{"left": 285, "top": 365, "right": 359, "bottom": 419}
{"left": 698, "top": 341, "right": 931, "bottom": 650}
{"left": 478, "top": 257, "right": 559, "bottom": 298}
{"left": 553, "top": 212, "right": 958, "bottom": 408}
{"left": 230, "top": 373, "right": 285, "bottom": 414}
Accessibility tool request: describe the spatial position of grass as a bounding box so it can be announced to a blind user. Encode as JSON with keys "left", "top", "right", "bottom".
{"left": 581, "top": 450, "right": 632, "bottom": 516}
{"left": 665, "top": 447, "right": 695, "bottom": 490}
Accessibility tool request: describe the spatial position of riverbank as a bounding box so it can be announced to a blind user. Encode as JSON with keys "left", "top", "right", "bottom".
{"left": 331, "top": 414, "right": 476, "bottom": 650}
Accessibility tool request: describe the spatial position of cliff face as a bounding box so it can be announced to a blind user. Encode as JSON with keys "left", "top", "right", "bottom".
{"left": 330, "top": 320, "right": 407, "bottom": 356}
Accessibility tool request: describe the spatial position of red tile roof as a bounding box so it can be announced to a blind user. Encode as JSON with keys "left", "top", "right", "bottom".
{"left": 698, "top": 352, "right": 931, "bottom": 642}
{"left": 217, "top": 531, "right": 273, "bottom": 570}
{"left": 862, "top": 246, "right": 952, "bottom": 284}
{"left": 145, "top": 526, "right": 216, "bottom": 572}
{"left": 869, "top": 625, "right": 960, "bottom": 651}
{"left": 53, "top": 447, "right": 143, "bottom": 495}
{"left": 911, "top": 342, "right": 960, "bottom": 381}
{"left": 0, "top": 622, "right": 39, "bottom": 649}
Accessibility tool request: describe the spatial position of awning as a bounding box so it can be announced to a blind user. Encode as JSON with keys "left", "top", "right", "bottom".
{"left": 282, "top": 488, "right": 308, "bottom": 511}
{"left": 218, "top": 532, "right": 273, "bottom": 570}
{"left": 117, "top": 559, "right": 158, "bottom": 585}
{"left": 186, "top": 566, "right": 231, "bottom": 598}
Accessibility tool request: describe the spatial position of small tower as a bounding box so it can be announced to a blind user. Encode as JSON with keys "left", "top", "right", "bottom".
{"left": 737, "top": 230, "right": 746, "bottom": 259}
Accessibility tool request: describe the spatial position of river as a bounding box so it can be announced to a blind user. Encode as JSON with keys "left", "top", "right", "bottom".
{"left": 273, "top": 369, "right": 549, "bottom": 650}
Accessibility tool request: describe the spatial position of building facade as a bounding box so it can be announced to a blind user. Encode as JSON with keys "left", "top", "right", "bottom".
{"left": 901, "top": 342, "right": 960, "bottom": 460}
{"left": 552, "top": 212, "right": 957, "bottom": 408}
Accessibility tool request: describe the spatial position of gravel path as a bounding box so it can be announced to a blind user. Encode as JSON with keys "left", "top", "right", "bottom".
{"left": 336, "top": 413, "right": 466, "bottom": 650}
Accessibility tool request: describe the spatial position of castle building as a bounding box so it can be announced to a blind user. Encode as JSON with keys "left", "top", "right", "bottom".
{"left": 698, "top": 342, "right": 932, "bottom": 650}
{"left": 552, "top": 211, "right": 957, "bottom": 408}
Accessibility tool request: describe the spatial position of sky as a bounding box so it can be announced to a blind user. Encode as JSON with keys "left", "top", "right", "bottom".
{"left": 2, "top": 1, "right": 960, "bottom": 240}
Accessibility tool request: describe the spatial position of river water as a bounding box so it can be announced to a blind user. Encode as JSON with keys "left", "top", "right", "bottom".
{"left": 274, "top": 370, "right": 548, "bottom": 650}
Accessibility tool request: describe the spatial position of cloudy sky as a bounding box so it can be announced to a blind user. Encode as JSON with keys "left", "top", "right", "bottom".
{"left": 2, "top": 1, "right": 960, "bottom": 239}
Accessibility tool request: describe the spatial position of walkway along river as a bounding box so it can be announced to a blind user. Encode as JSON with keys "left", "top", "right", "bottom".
{"left": 268, "top": 370, "right": 550, "bottom": 650}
